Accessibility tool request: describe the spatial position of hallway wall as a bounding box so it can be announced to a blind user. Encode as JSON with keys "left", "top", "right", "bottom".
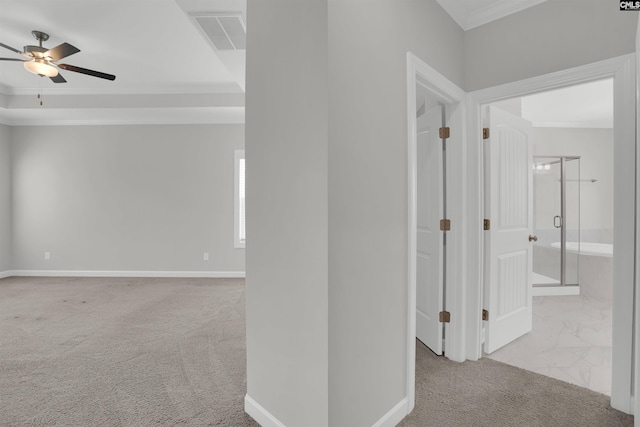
{"left": 245, "top": 0, "right": 464, "bottom": 425}
{"left": 465, "top": 0, "right": 637, "bottom": 91}
{"left": 245, "top": 1, "right": 639, "bottom": 425}
{"left": 245, "top": 1, "right": 329, "bottom": 425}
{"left": 327, "top": 1, "right": 463, "bottom": 425}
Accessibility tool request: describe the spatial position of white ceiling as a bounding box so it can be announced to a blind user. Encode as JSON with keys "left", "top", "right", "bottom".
{"left": 522, "top": 79, "right": 613, "bottom": 128}
{"left": 0, "top": 0, "right": 246, "bottom": 125}
{"left": 0, "top": 0, "right": 606, "bottom": 127}
{"left": 437, "top": 0, "right": 548, "bottom": 30}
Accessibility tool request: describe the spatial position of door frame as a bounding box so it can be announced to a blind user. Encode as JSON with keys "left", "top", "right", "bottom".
{"left": 467, "top": 54, "right": 636, "bottom": 414}
{"left": 635, "top": 15, "right": 640, "bottom": 422}
{"left": 406, "top": 52, "right": 467, "bottom": 412}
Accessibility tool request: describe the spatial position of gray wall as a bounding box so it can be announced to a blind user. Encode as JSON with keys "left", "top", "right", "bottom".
{"left": 465, "top": 0, "right": 638, "bottom": 91}
{"left": 10, "top": 124, "right": 244, "bottom": 273}
{"left": 245, "top": 0, "right": 636, "bottom": 424}
{"left": 245, "top": 1, "right": 329, "bottom": 425}
{"left": 327, "top": 1, "right": 463, "bottom": 425}
{"left": 245, "top": 0, "right": 463, "bottom": 425}
{"left": 0, "top": 124, "right": 11, "bottom": 272}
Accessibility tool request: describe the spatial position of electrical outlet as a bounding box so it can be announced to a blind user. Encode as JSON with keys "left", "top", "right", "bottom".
{"left": 203, "top": 252, "right": 209, "bottom": 261}
{"left": 44, "top": 251, "right": 50, "bottom": 260}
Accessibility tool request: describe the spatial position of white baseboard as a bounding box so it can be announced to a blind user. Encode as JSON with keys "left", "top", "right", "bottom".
{"left": 4, "top": 270, "right": 245, "bottom": 278}
{"left": 0, "top": 270, "right": 11, "bottom": 279}
{"left": 244, "top": 394, "right": 408, "bottom": 427}
{"left": 532, "top": 285, "right": 580, "bottom": 296}
{"left": 372, "top": 397, "right": 409, "bottom": 427}
{"left": 244, "top": 394, "right": 285, "bottom": 427}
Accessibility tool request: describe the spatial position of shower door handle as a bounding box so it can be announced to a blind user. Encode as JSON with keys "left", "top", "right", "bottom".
{"left": 554, "top": 215, "right": 562, "bottom": 228}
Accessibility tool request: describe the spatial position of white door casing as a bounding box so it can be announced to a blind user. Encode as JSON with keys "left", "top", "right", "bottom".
{"left": 416, "top": 105, "right": 444, "bottom": 355}
{"left": 635, "top": 15, "right": 640, "bottom": 423}
{"left": 483, "top": 106, "right": 534, "bottom": 354}
{"left": 467, "top": 54, "right": 636, "bottom": 414}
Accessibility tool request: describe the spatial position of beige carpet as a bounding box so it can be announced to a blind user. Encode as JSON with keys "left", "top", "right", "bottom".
{"left": 0, "top": 277, "right": 634, "bottom": 426}
{"left": 0, "top": 276, "right": 257, "bottom": 426}
{"left": 400, "top": 341, "right": 633, "bottom": 427}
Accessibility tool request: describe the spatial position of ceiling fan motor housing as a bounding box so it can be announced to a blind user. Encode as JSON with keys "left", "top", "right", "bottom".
{"left": 22, "top": 45, "right": 47, "bottom": 59}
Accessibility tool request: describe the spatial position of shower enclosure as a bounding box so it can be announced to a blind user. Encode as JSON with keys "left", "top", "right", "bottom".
{"left": 532, "top": 156, "right": 581, "bottom": 289}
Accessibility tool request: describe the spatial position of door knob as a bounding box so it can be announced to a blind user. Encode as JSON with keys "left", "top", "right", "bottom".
{"left": 529, "top": 235, "right": 538, "bottom": 242}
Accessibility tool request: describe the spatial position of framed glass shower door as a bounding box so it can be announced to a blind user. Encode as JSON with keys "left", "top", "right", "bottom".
{"left": 532, "top": 156, "right": 580, "bottom": 287}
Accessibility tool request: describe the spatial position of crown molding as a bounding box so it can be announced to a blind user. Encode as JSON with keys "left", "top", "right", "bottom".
{"left": 0, "top": 83, "right": 243, "bottom": 97}
{"left": 532, "top": 121, "right": 613, "bottom": 129}
{"left": 0, "top": 106, "right": 245, "bottom": 126}
{"left": 438, "top": 0, "right": 548, "bottom": 31}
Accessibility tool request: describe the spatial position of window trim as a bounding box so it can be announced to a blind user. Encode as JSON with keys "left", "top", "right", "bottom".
{"left": 234, "top": 149, "right": 245, "bottom": 249}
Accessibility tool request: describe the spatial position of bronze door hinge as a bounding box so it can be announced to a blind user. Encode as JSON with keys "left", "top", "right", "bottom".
{"left": 439, "top": 311, "right": 451, "bottom": 323}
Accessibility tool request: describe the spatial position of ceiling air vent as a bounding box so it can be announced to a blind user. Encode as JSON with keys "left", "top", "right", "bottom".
{"left": 192, "top": 14, "right": 246, "bottom": 51}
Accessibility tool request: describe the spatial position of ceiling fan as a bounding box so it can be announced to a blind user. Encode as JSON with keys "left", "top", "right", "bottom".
{"left": 0, "top": 30, "right": 116, "bottom": 83}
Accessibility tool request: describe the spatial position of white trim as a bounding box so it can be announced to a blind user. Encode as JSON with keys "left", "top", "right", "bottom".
{"left": 0, "top": 107, "right": 245, "bottom": 127}
{"left": 371, "top": 397, "right": 409, "bottom": 427}
{"left": 532, "top": 122, "right": 613, "bottom": 129}
{"left": 0, "top": 271, "right": 12, "bottom": 279}
{"left": 469, "top": 55, "right": 632, "bottom": 104}
{"left": 3, "top": 270, "right": 245, "bottom": 278}
{"left": 610, "top": 54, "right": 635, "bottom": 415}
{"left": 635, "top": 15, "right": 640, "bottom": 424}
{"left": 0, "top": 84, "right": 243, "bottom": 97}
{"left": 468, "top": 53, "right": 636, "bottom": 414}
{"left": 464, "top": 0, "right": 548, "bottom": 31}
{"left": 436, "top": 0, "right": 548, "bottom": 31}
{"left": 531, "top": 285, "right": 580, "bottom": 296}
{"left": 406, "top": 54, "right": 418, "bottom": 413}
{"left": 243, "top": 394, "right": 410, "bottom": 427}
{"left": 406, "top": 52, "right": 467, "bottom": 413}
{"left": 0, "top": 117, "right": 246, "bottom": 127}
{"left": 244, "top": 394, "right": 285, "bottom": 427}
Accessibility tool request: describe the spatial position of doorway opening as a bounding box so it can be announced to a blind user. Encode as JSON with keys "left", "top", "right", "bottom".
{"left": 408, "top": 52, "right": 635, "bottom": 416}
{"left": 482, "top": 79, "right": 615, "bottom": 395}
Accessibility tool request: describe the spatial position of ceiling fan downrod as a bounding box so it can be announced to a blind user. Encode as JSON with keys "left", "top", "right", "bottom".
{"left": 31, "top": 30, "right": 49, "bottom": 47}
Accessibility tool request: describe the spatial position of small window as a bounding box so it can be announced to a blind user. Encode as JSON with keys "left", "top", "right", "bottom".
{"left": 234, "top": 149, "right": 245, "bottom": 248}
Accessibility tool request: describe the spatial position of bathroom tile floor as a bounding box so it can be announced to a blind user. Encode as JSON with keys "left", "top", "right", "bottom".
{"left": 486, "top": 294, "right": 612, "bottom": 395}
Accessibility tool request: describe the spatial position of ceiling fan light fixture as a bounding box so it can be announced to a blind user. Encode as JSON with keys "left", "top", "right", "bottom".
{"left": 23, "top": 58, "right": 58, "bottom": 77}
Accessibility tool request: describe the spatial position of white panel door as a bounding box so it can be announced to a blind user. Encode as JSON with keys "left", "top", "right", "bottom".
{"left": 484, "top": 106, "right": 534, "bottom": 354}
{"left": 416, "top": 105, "right": 444, "bottom": 355}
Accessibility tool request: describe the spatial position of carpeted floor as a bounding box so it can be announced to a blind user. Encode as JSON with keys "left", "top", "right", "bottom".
{"left": 0, "top": 277, "right": 634, "bottom": 426}
{"left": 399, "top": 341, "right": 633, "bottom": 427}
{"left": 0, "top": 276, "right": 257, "bottom": 427}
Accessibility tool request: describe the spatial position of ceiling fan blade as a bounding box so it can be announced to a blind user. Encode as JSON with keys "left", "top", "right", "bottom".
{"left": 0, "top": 57, "right": 26, "bottom": 61}
{"left": 0, "top": 42, "right": 22, "bottom": 54}
{"left": 58, "top": 63, "right": 116, "bottom": 81}
{"left": 50, "top": 73, "right": 67, "bottom": 83}
{"left": 46, "top": 43, "right": 80, "bottom": 61}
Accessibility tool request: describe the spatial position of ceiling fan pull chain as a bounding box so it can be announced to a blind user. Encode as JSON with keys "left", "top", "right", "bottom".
{"left": 37, "top": 79, "right": 43, "bottom": 106}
